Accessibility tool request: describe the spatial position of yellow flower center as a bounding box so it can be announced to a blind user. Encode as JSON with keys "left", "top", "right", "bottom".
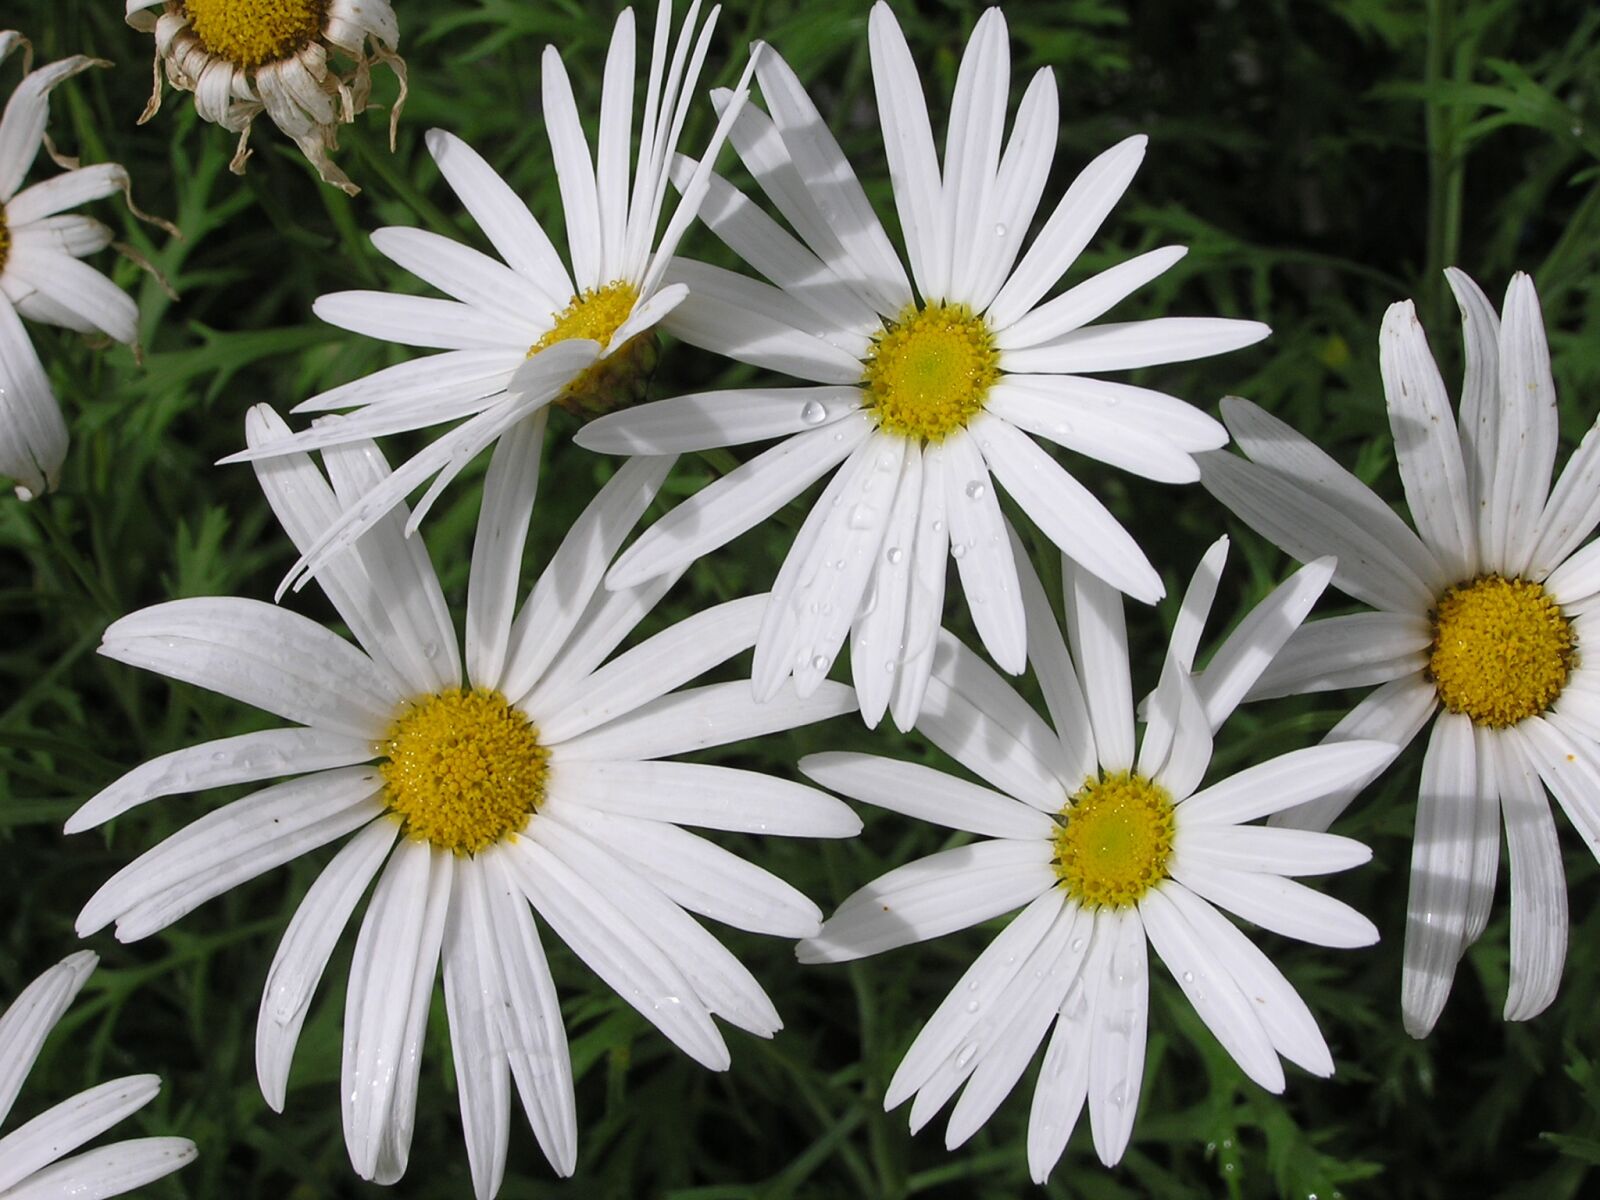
{"left": 182, "top": 0, "right": 327, "bottom": 70}
{"left": 1428, "top": 574, "right": 1576, "bottom": 728}
{"left": 530, "top": 280, "right": 656, "bottom": 416}
{"left": 1053, "top": 771, "right": 1176, "bottom": 909}
{"left": 860, "top": 302, "right": 999, "bottom": 442}
{"left": 378, "top": 688, "right": 549, "bottom": 856}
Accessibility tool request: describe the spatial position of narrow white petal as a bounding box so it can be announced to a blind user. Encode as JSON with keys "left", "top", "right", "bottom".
{"left": 1490, "top": 273, "right": 1559, "bottom": 575}
{"left": 798, "top": 839, "right": 1055, "bottom": 963}
{"left": 1085, "top": 908, "right": 1148, "bottom": 1165}
{"left": 0, "top": 1076, "right": 161, "bottom": 1193}
{"left": 889, "top": 442, "right": 949, "bottom": 729}
{"left": 539, "top": 596, "right": 766, "bottom": 741}
{"left": 850, "top": 445, "right": 923, "bottom": 727}
{"left": 466, "top": 411, "right": 546, "bottom": 689}
{"left": 886, "top": 890, "right": 1062, "bottom": 1111}
{"left": 368, "top": 226, "right": 557, "bottom": 326}
{"left": 341, "top": 843, "right": 452, "bottom": 1183}
{"left": 917, "top": 672, "right": 1067, "bottom": 812}
{"left": 425, "top": 129, "right": 572, "bottom": 301}
{"left": 966, "top": 66, "right": 1059, "bottom": 313}
{"left": 0, "top": 952, "right": 98, "bottom": 1128}
{"left": 1521, "top": 715, "right": 1600, "bottom": 859}
{"left": 940, "top": 8, "right": 1009, "bottom": 303}
{"left": 800, "top": 752, "right": 1052, "bottom": 839}
{"left": 1180, "top": 741, "right": 1399, "bottom": 828}
{"left": 498, "top": 456, "right": 673, "bottom": 700}
{"left": 1026, "top": 968, "right": 1092, "bottom": 1183}
{"left": 505, "top": 838, "right": 730, "bottom": 1070}
{"left": 1496, "top": 728, "right": 1567, "bottom": 1021}
{"left": 1002, "top": 373, "right": 1227, "bottom": 453}
{"left": 1158, "top": 884, "right": 1333, "bottom": 1077}
{"left": 541, "top": 46, "right": 602, "bottom": 291}
{"left": 1270, "top": 674, "right": 1438, "bottom": 833}
{"left": 986, "top": 136, "right": 1146, "bottom": 330}
{"left": 985, "top": 378, "right": 1201, "bottom": 484}
{"left": 945, "top": 428, "right": 1027, "bottom": 672}
{"left": 1175, "top": 824, "right": 1371, "bottom": 877}
{"left": 754, "top": 47, "right": 913, "bottom": 314}
{"left": 314, "top": 291, "right": 534, "bottom": 351}
{"left": 1249, "top": 612, "right": 1432, "bottom": 701}
{"left": 868, "top": 2, "right": 947, "bottom": 299}
{"left": 0, "top": 1138, "right": 196, "bottom": 1200}
{"left": 6, "top": 247, "right": 137, "bottom": 343}
{"left": 540, "top": 800, "right": 821, "bottom": 937}
{"left": 1444, "top": 267, "right": 1501, "bottom": 551}
{"left": 606, "top": 415, "right": 873, "bottom": 590}
{"left": 576, "top": 385, "right": 862, "bottom": 455}
{"left": 6, "top": 162, "right": 127, "bottom": 226}
{"left": 1139, "top": 884, "right": 1283, "bottom": 1092}
{"left": 1169, "top": 854, "right": 1379, "bottom": 949}
{"left": 1064, "top": 557, "right": 1134, "bottom": 772}
{"left": 1010, "top": 526, "right": 1097, "bottom": 782}
{"left": 1194, "top": 557, "right": 1335, "bottom": 731}
{"left": 1001, "top": 317, "right": 1269, "bottom": 376}
{"left": 1529, "top": 413, "right": 1600, "bottom": 581}
{"left": 257, "top": 820, "right": 397, "bottom": 1113}
{"left": 0, "top": 296, "right": 66, "bottom": 499}
{"left": 997, "top": 247, "right": 1188, "bottom": 351}
{"left": 68, "top": 727, "right": 372, "bottom": 834}
{"left": 594, "top": 10, "right": 635, "bottom": 282}
{"left": 288, "top": 348, "right": 521, "bottom": 417}
{"left": 1379, "top": 300, "right": 1476, "bottom": 579}
{"left": 550, "top": 759, "right": 858, "bottom": 838}
{"left": 1399, "top": 712, "right": 1479, "bottom": 1038}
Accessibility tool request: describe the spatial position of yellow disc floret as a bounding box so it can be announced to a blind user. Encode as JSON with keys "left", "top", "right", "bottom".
{"left": 183, "top": 0, "right": 327, "bottom": 69}
{"left": 1429, "top": 574, "right": 1575, "bottom": 728}
{"left": 378, "top": 688, "right": 549, "bottom": 855}
{"left": 531, "top": 280, "right": 655, "bottom": 416}
{"left": 861, "top": 302, "right": 999, "bottom": 441}
{"left": 1053, "top": 771, "right": 1176, "bottom": 908}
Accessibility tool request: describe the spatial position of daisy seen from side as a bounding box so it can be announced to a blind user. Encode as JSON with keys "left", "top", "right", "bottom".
{"left": 72, "top": 402, "right": 860, "bottom": 1195}
{"left": 0, "top": 33, "right": 166, "bottom": 500}
{"left": 228, "top": 0, "right": 759, "bottom": 595}
{"left": 796, "top": 534, "right": 1394, "bottom": 1179}
{"left": 0, "top": 951, "right": 196, "bottom": 1197}
{"left": 577, "top": 3, "right": 1268, "bottom": 729}
{"left": 1199, "top": 269, "right": 1600, "bottom": 1036}
{"left": 126, "top": 0, "right": 405, "bottom": 193}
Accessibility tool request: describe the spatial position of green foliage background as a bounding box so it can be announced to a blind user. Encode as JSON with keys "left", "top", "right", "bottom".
{"left": 2, "top": 0, "right": 1599, "bottom": 1196}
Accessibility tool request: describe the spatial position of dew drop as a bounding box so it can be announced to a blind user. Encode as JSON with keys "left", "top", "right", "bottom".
{"left": 800, "top": 399, "right": 828, "bottom": 425}
{"left": 811, "top": 655, "right": 829, "bottom": 672}
{"left": 954, "top": 1042, "right": 978, "bottom": 1068}
{"left": 885, "top": 546, "right": 904, "bottom": 565}
{"left": 951, "top": 542, "right": 968, "bottom": 560}
{"left": 848, "top": 503, "right": 876, "bottom": 530}
{"left": 994, "top": 222, "right": 1007, "bottom": 236}
{"left": 964, "top": 480, "right": 987, "bottom": 500}
{"left": 1182, "top": 971, "right": 1195, "bottom": 984}
{"left": 965, "top": 1000, "right": 980, "bottom": 1014}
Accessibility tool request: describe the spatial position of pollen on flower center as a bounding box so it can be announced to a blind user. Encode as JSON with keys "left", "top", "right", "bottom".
{"left": 530, "top": 280, "right": 656, "bottom": 417}
{"left": 860, "top": 302, "right": 999, "bottom": 442}
{"left": 1053, "top": 771, "right": 1176, "bottom": 908}
{"left": 1428, "top": 574, "right": 1575, "bottom": 728}
{"left": 378, "top": 688, "right": 549, "bottom": 856}
{"left": 182, "top": 0, "right": 327, "bottom": 69}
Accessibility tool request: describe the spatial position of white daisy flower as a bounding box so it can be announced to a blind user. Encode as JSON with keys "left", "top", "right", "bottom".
{"left": 126, "top": 0, "right": 406, "bottom": 194}
{"left": 71, "top": 403, "right": 860, "bottom": 1194}
{"left": 0, "top": 951, "right": 196, "bottom": 1196}
{"left": 576, "top": 2, "right": 1268, "bottom": 730}
{"left": 227, "top": 0, "right": 760, "bottom": 597}
{"left": 0, "top": 33, "right": 161, "bottom": 500}
{"left": 795, "top": 534, "right": 1394, "bottom": 1180}
{"left": 1199, "top": 269, "right": 1600, "bottom": 1036}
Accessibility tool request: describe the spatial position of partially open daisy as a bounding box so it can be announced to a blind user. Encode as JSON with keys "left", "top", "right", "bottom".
{"left": 796, "top": 536, "right": 1394, "bottom": 1179}
{"left": 73, "top": 404, "right": 859, "bottom": 1194}
{"left": 577, "top": 3, "right": 1267, "bottom": 729}
{"left": 1200, "top": 270, "right": 1600, "bottom": 1037}
{"left": 228, "top": 0, "right": 758, "bottom": 596}
{"left": 126, "top": 0, "right": 405, "bottom": 193}
{"left": 0, "top": 951, "right": 196, "bottom": 1196}
{"left": 0, "top": 33, "right": 165, "bottom": 500}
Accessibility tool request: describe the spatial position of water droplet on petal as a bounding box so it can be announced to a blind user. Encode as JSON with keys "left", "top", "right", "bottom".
{"left": 811, "top": 655, "right": 829, "bottom": 672}
{"left": 994, "top": 222, "right": 1008, "bottom": 236}
{"left": 955, "top": 1042, "right": 978, "bottom": 1068}
{"left": 885, "top": 546, "right": 904, "bottom": 565}
{"left": 951, "top": 542, "right": 968, "bottom": 560}
{"left": 1182, "top": 971, "right": 1195, "bottom": 984}
{"left": 848, "top": 503, "right": 876, "bottom": 530}
{"left": 965, "top": 480, "right": 986, "bottom": 500}
{"left": 801, "top": 399, "right": 828, "bottom": 425}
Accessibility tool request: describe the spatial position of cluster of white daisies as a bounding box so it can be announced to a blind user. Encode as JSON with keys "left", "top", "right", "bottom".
{"left": 1, "top": 2, "right": 1595, "bottom": 1196}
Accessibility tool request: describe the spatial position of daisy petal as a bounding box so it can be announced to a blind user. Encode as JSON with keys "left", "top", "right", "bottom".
{"left": 1001, "top": 317, "right": 1269, "bottom": 375}
{"left": 0, "top": 1138, "right": 196, "bottom": 1200}
{"left": 6, "top": 162, "right": 127, "bottom": 226}
{"left": 1249, "top": 612, "right": 1432, "bottom": 700}
{"left": 945, "top": 428, "right": 1027, "bottom": 671}
{"left": 799, "top": 752, "right": 1052, "bottom": 839}
{"left": 100, "top": 598, "right": 400, "bottom": 739}
{"left": 0, "top": 54, "right": 101, "bottom": 201}
{"left": 660, "top": 270, "right": 866, "bottom": 383}
{"left": 868, "top": 1, "right": 946, "bottom": 299}
{"left": 1495, "top": 728, "right": 1567, "bottom": 1022}
{"left": 1175, "top": 824, "right": 1371, "bottom": 877}
{"left": 1179, "top": 741, "right": 1398, "bottom": 827}
{"left": 0, "top": 295, "right": 65, "bottom": 499}
{"left": 0, "top": 1075, "right": 161, "bottom": 1193}
{"left": 0, "top": 951, "right": 97, "bottom": 1127}
{"left": 1379, "top": 301, "right": 1476, "bottom": 579}
{"left": 314, "top": 291, "right": 535, "bottom": 351}
{"left": 997, "top": 246, "right": 1188, "bottom": 351}
{"left": 466, "top": 412, "right": 546, "bottom": 689}
{"left": 6, "top": 247, "right": 137, "bottom": 343}
{"left": 1444, "top": 267, "right": 1501, "bottom": 540}
{"left": 1491, "top": 273, "right": 1559, "bottom": 575}
{"left": 1138, "top": 884, "right": 1283, "bottom": 1092}
{"left": 575, "top": 386, "right": 862, "bottom": 455}
{"left": 506, "top": 838, "right": 730, "bottom": 1070}
{"left": 288, "top": 348, "right": 523, "bottom": 416}
{"left": 1398, "top": 713, "right": 1480, "bottom": 1037}
{"left": 917, "top": 672, "right": 1065, "bottom": 811}
{"left": 540, "top": 46, "right": 602, "bottom": 292}
{"left": 984, "top": 379, "right": 1201, "bottom": 485}
{"left": 369, "top": 227, "right": 556, "bottom": 326}
{"left": 851, "top": 445, "right": 923, "bottom": 727}
{"left": 1011, "top": 526, "right": 1096, "bottom": 781}
{"left": 1086, "top": 908, "right": 1149, "bottom": 1165}
{"left": 889, "top": 442, "right": 950, "bottom": 729}
{"left": 797, "top": 839, "right": 1055, "bottom": 963}
{"left": 1169, "top": 854, "right": 1378, "bottom": 949}
{"left": 940, "top": 7, "right": 1008, "bottom": 303}
{"left": 1064, "top": 557, "right": 1134, "bottom": 772}
{"left": 68, "top": 727, "right": 373, "bottom": 834}
{"left": 974, "top": 413, "right": 1163, "bottom": 605}
{"left": 1529, "top": 413, "right": 1600, "bottom": 581}
{"left": 966, "top": 67, "right": 1059, "bottom": 313}
{"left": 425, "top": 129, "right": 572, "bottom": 301}
{"left": 257, "top": 820, "right": 397, "bottom": 1113}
